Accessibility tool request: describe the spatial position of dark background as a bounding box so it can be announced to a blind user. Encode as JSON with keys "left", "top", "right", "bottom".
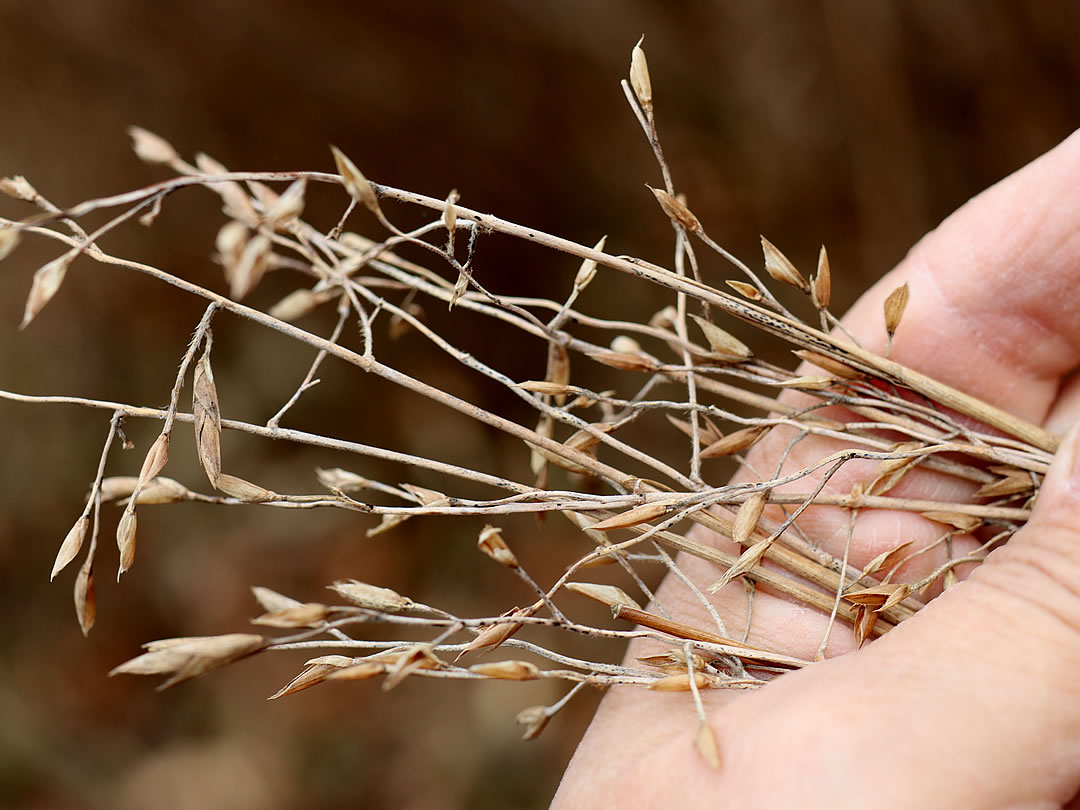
{"left": 2, "top": 2, "right": 1079, "bottom": 808}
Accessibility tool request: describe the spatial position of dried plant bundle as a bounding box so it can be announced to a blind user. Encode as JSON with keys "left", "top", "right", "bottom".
{"left": 0, "top": 39, "right": 1052, "bottom": 756}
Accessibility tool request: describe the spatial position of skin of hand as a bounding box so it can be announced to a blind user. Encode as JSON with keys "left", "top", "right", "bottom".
{"left": 552, "top": 130, "right": 1080, "bottom": 810}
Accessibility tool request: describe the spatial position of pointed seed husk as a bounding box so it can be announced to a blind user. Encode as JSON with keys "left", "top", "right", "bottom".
{"left": 708, "top": 538, "right": 771, "bottom": 592}
{"left": 793, "top": 350, "right": 863, "bottom": 380}
{"left": 701, "top": 425, "right": 769, "bottom": 458}
{"left": 330, "top": 145, "right": 380, "bottom": 214}
{"left": 264, "top": 177, "right": 306, "bottom": 231}
{"left": 565, "top": 582, "right": 642, "bottom": 610}
{"left": 52, "top": 515, "right": 90, "bottom": 581}
{"left": 574, "top": 235, "right": 607, "bottom": 289}
{"left": 468, "top": 660, "right": 539, "bottom": 681}
{"left": 477, "top": 524, "right": 518, "bottom": 568}
{"left": 725, "top": 279, "right": 763, "bottom": 301}
{"left": 629, "top": 36, "right": 652, "bottom": 111}
{"left": 0, "top": 227, "right": 20, "bottom": 262}
{"left": 251, "top": 585, "right": 304, "bottom": 613}
{"left": 192, "top": 336, "right": 222, "bottom": 486}
{"left": 116, "top": 508, "right": 137, "bottom": 576}
{"left": 921, "top": 511, "right": 982, "bottom": 533}
{"left": 761, "top": 237, "right": 809, "bottom": 292}
{"left": 732, "top": 492, "right": 767, "bottom": 546}
{"left": 649, "top": 186, "right": 701, "bottom": 233}
{"left": 329, "top": 580, "right": 411, "bottom": 613}
{"left": 883, "top": 282, "right": 910, "bottom": 337}
{"left": 216, "top": 473, "right": 276, "bottom": 502}
{"left": 127, "top": 126, "right": 179, "bottom": 165}
{"left": 515, "top": 706, "right": 550, "bottom": 740}
{"left": 589, "top": 501, "right": 675, "bottom": 531}
{"left": 695, "top": 721, "right": 721, "bottom": 769}
{"left": 21, "top": 254, "right": 73, "bottom": 329}
{"left": 251, "top": 603, "right": 329, "bottom": 628}
{"left": 689, "top": 314, "right": 752, "bottom": 361}
{"left": 812, "top": 246, "right": 832, "bottom": 309}
{"left": 73, "top": 557, "right": 95, "bottom": 636}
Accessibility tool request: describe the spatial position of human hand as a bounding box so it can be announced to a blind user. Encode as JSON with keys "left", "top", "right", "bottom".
{"left": 553, "top": 131, "right": 1080, "bottom": 809}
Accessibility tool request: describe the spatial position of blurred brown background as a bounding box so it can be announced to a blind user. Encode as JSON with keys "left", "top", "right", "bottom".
{"left": 1, "top": 2, "right": 1078, "bottom": 808}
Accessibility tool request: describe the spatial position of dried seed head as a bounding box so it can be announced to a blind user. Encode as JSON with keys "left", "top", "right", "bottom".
{"left": 760, "top": 236, "right": 809, "bottom": 292}
{"left": 192, "top": 335, "right": 222, "bottom": 486}
{"left": 974, "top": 471, "right": 1035, "bottom": 498}
{"left": 630, "top": 36, "right": 653, "bottom": 112}
{"left": 589, "top": 501, "right": 675, "bottom": 532}
{"left": 448, "top": 266, "right": 471, "bottom": 310}
{"left": 366, "top": 513, "right": 410, "bottom": 538}
{"left": 610, "top": 335, "right": 642, "bottom": 355}
{"left": 649, "top": 304, "right": 679, "bottom": 329}
{"left": 883, "top": 282, "right": 910, "bottom": 337}
{"left": 689, "top": 314, "right": 752, "bottom": 362}
{"left": 252, "top": 602, "right": 329, "bottom": 628}
{"left": 812, "top": 246, "right": 832, "bottom": 309}
{"left": 708, "top": 538, "right": 771, "bottom": 592}
{"left": 264, "top": 177, "right": 307, "bottom": 231}
{"left": 792, "top": 350, "right": 863, "bottom": 379}
{"left": 383, "top": 643, "right": 443, "bottom": 691}
{"left": 21, "top": 253, "right": 73, "bottom": 329}
{"left": 0, "top": 226, "right": 20, "bottom": 262}
{"left": 443, "top": 188, "right": 459, "bottom": 241}
{"left": 860, "top": 540, "right": 914, "bottom": 579}
{"left": 73, "top": 557, "right": 96, "bottom": 637}
{"left": 695, "top": 722, "right": 721, "bottom": 769}
{"left": 52, "top": 515, "right": 90, "bottom": 581}
{"left": 477, "top": 524, "right": 518, "bottom": 568}
{"left": 775, "top": 375, "right": 833, "bottom": 391}
{"left": 110, "top": 633, "right": 266, "bottom": 689}
{"left": 131, "top": 477, "right": 191, "bottom": 505}
{"left": 327, "top": 661, "right": 386, "bottom": 681}
{"left": 943, "top": 568, "right": 958, "bottom": 591}
{"left": 268, "top": 661, "right": 345, "bottom": 700}
{"left": 574, "top": 235, "right": 607, "bottom": 289}
{"left": 251, "top": 585, "right": 304, "bottom": 613}
{"left": 330, "top": 145, "right": 380, "bottom": 215}
{"left": 732, "top": 491, "right": 767, "bottom": 546}
{"left": 843, "top": 583, "right": 910, "bottom": 610}
{"left": 116, "top": 508, "right": 138, "bottom": 577}
{"left": 514, "top": 380, "right": 574, "bottom": 397}
{"left": 515, "top": 706, "right": 550, "bottom": 741}
{"left": 215, "top": 220, "right": 249, "bottom": 264}
{"left": 216, "top": 473, "right": 276, "bottom": 502}
{"left": 469, "top": 660, "right": 539, "bottom": 680}
{"left": 0, "top": 175, "right": 37, "bottom": 200}
{"left": 853, "top": 604, "right": 878, "bottom": 648}
{"left": 648, "top": 672, "right": 716, "bottom": 692}
{"left": 546, "top": 342, "right": 571, "bottom": 405}
{"left": 456, "top": 603, "right": 538, "bottom": 660}
{"left": 316, "top": 467, "right": 370, "bottom": 493}
{"left": 269, "top": 288, "right": 321, "bottom": 322}
{"left": 700, "top": 425, "right": 769, "bottom": 458}
{"left": 329, "top": 580, "right": 411, "bottom": 613}
{"left": 98, "top": 476, "right": 139, "bottom": 502}
{"left": 921, "top": 511, "right": 983, "bottom": 533}
{"left": 127, "top": 126, "right": 180, "bottom": 165}
{"left": 136, "top": 432, "right": 171, "bottom": 490}
{"left": 648, "top": 186, "right": 701, "bottom": 233}
{"left": 565, "top": 582, "right": 642, "bottom": 610}
{"left": 226, "top": 233, "right": 272, "bottom": 300}
{"left": 586, "top": 349, "right": 656, "bottom": 373}
{"left": 725, "top": 280, "right": 763, "bottom": 301}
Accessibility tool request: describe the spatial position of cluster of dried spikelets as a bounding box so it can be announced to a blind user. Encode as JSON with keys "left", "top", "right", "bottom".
{"left": 0, "top": 38, "right": 1054, "bottom": 750}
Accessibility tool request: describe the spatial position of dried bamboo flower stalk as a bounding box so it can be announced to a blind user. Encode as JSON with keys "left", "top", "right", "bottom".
{"left": 1, "top": 38, "right": 1050, "bottom": 756}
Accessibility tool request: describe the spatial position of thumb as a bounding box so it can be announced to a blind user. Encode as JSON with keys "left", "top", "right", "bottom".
{"left": 847, "top": 419, "right": 1080, "bottom": 805}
